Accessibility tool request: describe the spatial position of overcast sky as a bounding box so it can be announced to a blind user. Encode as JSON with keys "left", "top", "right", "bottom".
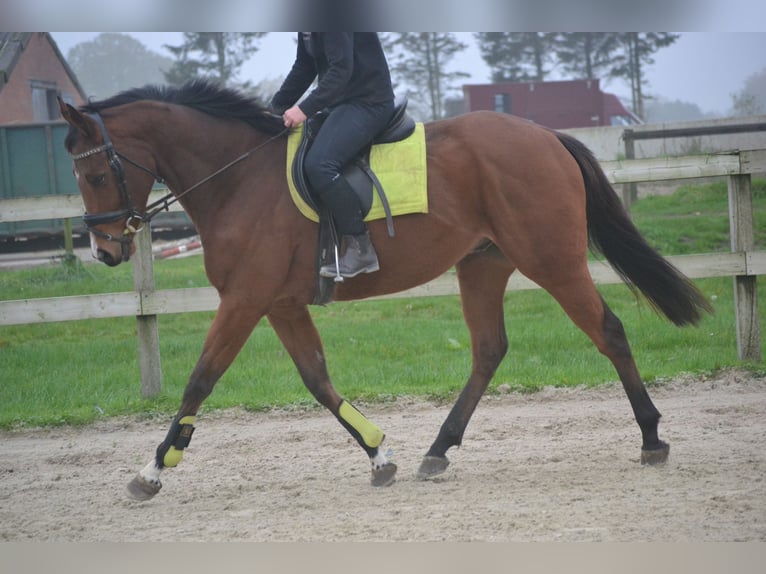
{"left": 51, "top": 32, "right": 766, "bottom": 116}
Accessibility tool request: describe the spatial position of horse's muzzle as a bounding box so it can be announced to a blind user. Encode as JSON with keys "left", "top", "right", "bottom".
{"left": 96, "top": 248, "right": 122, "bottom": 267}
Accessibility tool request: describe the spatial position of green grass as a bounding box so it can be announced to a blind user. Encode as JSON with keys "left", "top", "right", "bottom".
{"left": 1, "top": 180, "right": 765, "bottom": 428}
{"left": 630, "top": 179, "right": 766, "bottom": 254}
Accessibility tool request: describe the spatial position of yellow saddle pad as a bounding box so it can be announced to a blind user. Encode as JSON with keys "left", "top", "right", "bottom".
{"left": 285, "top": 122, "right": 428, "bottom": 223}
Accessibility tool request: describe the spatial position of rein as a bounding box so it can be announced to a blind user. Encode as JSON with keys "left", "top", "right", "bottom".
{"left": 72, "top": 111, "right": 287, "bottom": 261}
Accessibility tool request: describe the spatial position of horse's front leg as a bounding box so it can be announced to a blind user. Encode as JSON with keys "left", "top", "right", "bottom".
{"left": 267, "top": 304, "right": 397, "bottom": 487}
{"left": 127, "top": 299, "right": 262, "bottom": 500}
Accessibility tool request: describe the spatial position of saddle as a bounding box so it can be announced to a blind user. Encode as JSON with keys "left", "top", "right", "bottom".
{"left": 291, "top": 98, "right": 416, "bottom": 305}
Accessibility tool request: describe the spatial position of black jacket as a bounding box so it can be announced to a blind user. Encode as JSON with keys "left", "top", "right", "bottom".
{"left": 270, "top": 33, "right": 394, "bottom": 117}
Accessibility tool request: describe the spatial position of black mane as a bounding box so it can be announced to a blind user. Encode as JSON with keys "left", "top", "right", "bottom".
{"left": 81, "top": 80, "right": 286, "bottom": 136}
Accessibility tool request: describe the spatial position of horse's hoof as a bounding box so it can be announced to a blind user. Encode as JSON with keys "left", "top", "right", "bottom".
{"left": 641, "top": 441, "right": 670, "bottom": 465}
{"left": 126, "top": 473, "right": 162, "bottom": 501}
{"left": 371, "top": 462, "right": 397, "bottom": 487}
{"left": 416, "top": 455, "right": 450, "bottom": 480}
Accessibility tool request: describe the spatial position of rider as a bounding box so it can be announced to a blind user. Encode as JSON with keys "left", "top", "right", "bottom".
{"left": 271, "top": 32, "right": 396, "bottom": 279}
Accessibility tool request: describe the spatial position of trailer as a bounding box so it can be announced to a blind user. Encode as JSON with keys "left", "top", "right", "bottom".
{"left": 462, "top": 78, "right": 642, "bottom": 129}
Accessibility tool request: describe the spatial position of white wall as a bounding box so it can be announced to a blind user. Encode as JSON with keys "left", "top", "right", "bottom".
{"left": 562, "top": 115, "right": 766, "bottom": 161}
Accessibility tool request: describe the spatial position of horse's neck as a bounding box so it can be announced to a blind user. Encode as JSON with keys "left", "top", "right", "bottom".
{"left": 142, "top": 109, "right": 261, "bottom": 226}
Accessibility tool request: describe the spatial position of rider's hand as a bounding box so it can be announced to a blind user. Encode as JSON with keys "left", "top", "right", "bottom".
{"left": 283, "top": 106, "right": 307, "bottom": 128}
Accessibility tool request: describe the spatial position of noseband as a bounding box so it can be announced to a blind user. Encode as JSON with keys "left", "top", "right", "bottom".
{"left": 71, "top": 112, "right": 165, "bottom": 262}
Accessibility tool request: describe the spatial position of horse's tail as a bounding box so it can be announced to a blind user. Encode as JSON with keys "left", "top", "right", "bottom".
{"left": 555, "top": 131, "right": 712, "bottom": 326}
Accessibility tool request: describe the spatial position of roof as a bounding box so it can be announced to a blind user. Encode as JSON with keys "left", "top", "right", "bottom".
{"left": 0, "top": 32, "right": 87, "bottom": 100}
{"left": 602, "top": 92, "right": 642, "bottom": 124}
{"left": 0, "top": 33, "right": 31, "bottom": 87}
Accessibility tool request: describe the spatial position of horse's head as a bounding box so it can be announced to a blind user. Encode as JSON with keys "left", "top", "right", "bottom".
{"left": 59, "top": 98, "right": 159, "bottom": 266}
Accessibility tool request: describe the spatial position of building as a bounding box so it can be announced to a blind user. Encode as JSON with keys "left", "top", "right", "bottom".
{"left": 0, "top": 32, "right": 87, "bottom": 124}
{"left": 461, "top": 78, "right": 641, "bottom": 129}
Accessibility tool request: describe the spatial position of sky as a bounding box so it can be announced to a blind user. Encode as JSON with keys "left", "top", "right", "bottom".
{"left": 51, "top": 32, "right": 766, "bottom": 117}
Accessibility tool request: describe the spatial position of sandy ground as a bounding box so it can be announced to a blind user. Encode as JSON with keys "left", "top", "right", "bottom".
{"left": 1, "top": 369, "right": 764, "bottom": 542}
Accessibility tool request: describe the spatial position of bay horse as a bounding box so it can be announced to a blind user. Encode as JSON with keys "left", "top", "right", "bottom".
{"left": 58, "top": 81, "right": 711, "bottom": 500}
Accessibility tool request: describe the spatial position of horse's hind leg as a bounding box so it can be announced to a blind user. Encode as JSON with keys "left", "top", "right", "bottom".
{"left": 538, "top": 270, "right": 669, "bottom": 464}
{"left": 266, "top": 303, "right": 397, "bottom": 487}
{"left": 418, "top": 245, "right": 513, "bottom": 480}
{"left": 601, "top": 301, "right": 669, "bottom": 464}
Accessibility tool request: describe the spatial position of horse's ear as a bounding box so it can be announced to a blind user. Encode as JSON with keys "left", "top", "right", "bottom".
{"left": 57, "top": 97, "right": 96, "bottom": 138}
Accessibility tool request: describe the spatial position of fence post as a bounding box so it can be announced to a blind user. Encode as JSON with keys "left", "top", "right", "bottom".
{"left": 622, "top": 129, "right": 637, "bottom": 212}
{"left": 62, "top": 218, "right": 75, "bottom": 264}
{"left": 727, "top": 173, "right": 762, "bottom": 361}
{"left": 132, "top": 225, "right": 163, "bottom": 397}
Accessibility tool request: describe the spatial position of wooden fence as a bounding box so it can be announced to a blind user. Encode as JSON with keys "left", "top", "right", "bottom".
{"left": 620, "top": 121, "right": 766, "bottom": 209}
{"left": 1, "top": 149, "right": 764, "bottom": 397}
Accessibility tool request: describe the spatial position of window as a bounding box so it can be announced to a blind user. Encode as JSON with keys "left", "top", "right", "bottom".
{"left": 494, "top": 93, "right": 511, "bottom": 114}
{"left": 610, "top": 115, "right": 638, "bottom": 126}
{"left": 30, "top": 80, "right": 59, "bottom": 121}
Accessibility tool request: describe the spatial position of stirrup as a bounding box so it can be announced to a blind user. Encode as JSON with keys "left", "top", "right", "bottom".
{"left": 331, "top": 242, "right": 344, "bottom": 283}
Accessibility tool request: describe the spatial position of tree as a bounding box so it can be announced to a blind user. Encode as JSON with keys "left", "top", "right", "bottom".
{"left": 554, "top": 33, "right": 621, "bottom": 80}
{"left": 609, "top": 33, "right": 680, "bottom": 120}
{"left": 382, "top": 33, "right": 468, "bottom": 121}
{"left": 475, "top": 33, "right": 558, "bottom": 82}
{"left": 66, "top": 33, "right": 173, "bottom": 99}
{"left": 644, "top": 98, "right": 708, "bottom": 123}
{"left": 163, "top": 33, "right": 266, "bottom": 88}
{"left": 731, "top": 69, "right": 766, "bottom": 116}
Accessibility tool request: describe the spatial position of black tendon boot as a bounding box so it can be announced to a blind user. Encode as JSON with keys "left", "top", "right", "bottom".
{"left": 317, "top": 176, "right": 380, "bottom": 279}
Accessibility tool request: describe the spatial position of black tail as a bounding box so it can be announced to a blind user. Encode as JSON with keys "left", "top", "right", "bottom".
{"left": 556, "top": 131, "right": 712, "bottom": 326}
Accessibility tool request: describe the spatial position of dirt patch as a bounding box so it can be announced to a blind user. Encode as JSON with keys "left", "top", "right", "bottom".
{"left": 1, "top": 369, "right": 764, "bottom": 542}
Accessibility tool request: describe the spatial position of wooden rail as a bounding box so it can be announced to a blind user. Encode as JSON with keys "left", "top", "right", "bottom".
{"left": 620, "top": 123, "right": 766, "bottom": 210}
{"left": 623, "top": 123, "right": 766, "bottom": 142}
{"left": 1, "top": 150, "right": 764, "bottom": 396}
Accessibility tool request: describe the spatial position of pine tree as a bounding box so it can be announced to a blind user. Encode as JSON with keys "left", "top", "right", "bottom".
{"left": 609, "top": 33, "right": 679, "bottom": 119}
{"left": 163, "top": 33, "right": 266, "bottom": 88}
{"left": 554, "top": 33, "right": 621, "bottom": 80}
{"left": 382, "top": 33, "right": 468, "bottom": 120}
{"left": 474, "top": 33, "right": 558, "bottom": 82}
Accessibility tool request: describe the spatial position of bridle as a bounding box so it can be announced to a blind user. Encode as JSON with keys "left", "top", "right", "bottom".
{"left": 70, "top": 111, "right": 287, "bottom": 262}
{"left": 71, "top": 112, "right": 165, "bottom": 262}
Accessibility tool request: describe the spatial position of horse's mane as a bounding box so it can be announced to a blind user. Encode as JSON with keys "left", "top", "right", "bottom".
{"left": 81, "top": 79, "right": 287, "bottom": 136}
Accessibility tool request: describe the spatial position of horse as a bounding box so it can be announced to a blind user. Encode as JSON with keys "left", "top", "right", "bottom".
{"left": 58, "top": 81, "right": 711, "bottom": 500}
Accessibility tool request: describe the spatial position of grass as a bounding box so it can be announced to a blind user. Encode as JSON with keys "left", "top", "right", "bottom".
{"left": 1, "top": 180, "right": 765, "bottom": 428}
{"left": 630, "top": 179, "right": 766, "bottom": 254}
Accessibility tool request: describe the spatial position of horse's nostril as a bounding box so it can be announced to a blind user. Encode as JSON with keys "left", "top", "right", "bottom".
{"left": 97, "top": 249, "right": 120, "bottom": 267}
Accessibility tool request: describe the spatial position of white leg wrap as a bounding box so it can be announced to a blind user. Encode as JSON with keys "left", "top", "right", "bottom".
{"left": 370, "top": 448, "right": 390, "bottom": 471}
{"left": 139, "top": 459, "right": 162, "bottom": 484}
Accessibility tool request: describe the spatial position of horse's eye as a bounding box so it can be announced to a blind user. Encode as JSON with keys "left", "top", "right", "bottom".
{"left": 88, "top": 173, "right": 107, "bottom": 187}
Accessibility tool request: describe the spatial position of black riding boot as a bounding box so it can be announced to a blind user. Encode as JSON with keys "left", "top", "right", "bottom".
{"left": 317, "top": 177, "right": 379, "bottom": 279}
